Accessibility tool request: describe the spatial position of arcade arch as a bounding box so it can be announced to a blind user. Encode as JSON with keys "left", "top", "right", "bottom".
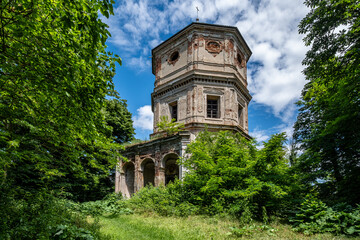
{"left": 163, "top": 153, "right": 180, "bottom": 185}
{"left": 122, "top": 162, "right": 135, "bottom": 197}
{"left": 141, "top": 158, "right": 155, "bottom": 187}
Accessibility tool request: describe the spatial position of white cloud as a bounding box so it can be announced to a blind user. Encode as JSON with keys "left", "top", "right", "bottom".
{"left": 126, "top": 56, "right": 151, "bottom": 71}
{"left": 132, "top": 105, "right": 153, "bottom": 131}
{"left": 250, "top": 128, "right": 269, "bottom": 142}
{"left": 236, "top": 0, "right": 308, "bottom": 118}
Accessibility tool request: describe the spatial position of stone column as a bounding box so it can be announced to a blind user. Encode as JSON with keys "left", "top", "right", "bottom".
{"left": 154, "top": 149, "right": 165, "bottom": 186}
{"left": 155, "top": 167, "right": 165, "bottom": 187}
{"left": 115, "top": 161, "right": 121, "bottom": 193}
{"left": 119, "top": 172, "right": 128, "bottom": 198}
{"left": 134, "top": 154, "right": 141, "bottom": 192}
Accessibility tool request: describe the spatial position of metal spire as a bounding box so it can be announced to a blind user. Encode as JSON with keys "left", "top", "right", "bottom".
{"left": 196, "top": 7, "right": 199, "bottom": 22}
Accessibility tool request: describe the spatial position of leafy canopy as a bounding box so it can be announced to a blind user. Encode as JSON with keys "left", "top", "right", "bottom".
{"left": 104, "top": 98, "right": 135, "bottom": 144}
{"left": 293, "top": 0, "right": 360, "bottom": 204}
{"left": 0, "top": 0, "right": 122, "bottom": 193}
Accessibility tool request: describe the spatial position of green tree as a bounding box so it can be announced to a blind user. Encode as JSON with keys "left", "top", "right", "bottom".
{"left": 180, "top": 131, "right": 297, "bottom": 218}
{"left": 294, "top": 0, "right": 360, "bottom": 204}
{"left": 61, "top": 98, "right": 135, "bottom": 201}
{"left": 0, "top": 0, "right": 125, "bottom": 237}
{"left": 104, "top": 98, "right": 135, "bottom": 144}
{"left": 0, "top": 0, "right": 121, "bottom": 193}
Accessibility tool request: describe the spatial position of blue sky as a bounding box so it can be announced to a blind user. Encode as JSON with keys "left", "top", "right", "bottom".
{"left": 102, "top": 0, "right": 309, "bottom": 142}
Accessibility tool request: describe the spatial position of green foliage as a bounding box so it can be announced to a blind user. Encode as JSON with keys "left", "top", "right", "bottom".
{"left": 294, "top": 0, "right": 360, "bottom": 204}
{"left": 104, "top": 98, "right": 135, "bottom": 144}
{"left": 118, "top": 130, "right": 301, "bottom": 221}
{"left": 180, "top": 131, "right": 296, "bottom": 219}
{"left": 62, "top": 98, "right": 134, "bottom": 202}
{"left": 291, "top": 194, "right": 360, "bottom": 235}
{"left": 156, "top": 116, "right": 185, "bottom": 136}
{"left": 128, "top": 183, "right": 199, "bottom": 217}
{"left": 0, "top": 0, "right": 130, "bottom": 237}
{"left": 0, "top": 0, "right": 122, "bottom": 194}
{"left": 77, "top": 193, "right": 133, "bottom": 216}
{"left": 53, "top": 224, "right": 95, "bottom": 240}
{"left": 0, "top": 188, "right": 102, "bottom": 240}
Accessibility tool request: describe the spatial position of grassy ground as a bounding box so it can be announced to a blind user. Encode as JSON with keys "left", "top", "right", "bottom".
{"left": 96, "top": 213, "right": 356, "bottom": 240}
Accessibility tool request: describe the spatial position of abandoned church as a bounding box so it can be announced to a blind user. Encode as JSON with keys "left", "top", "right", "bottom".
{"left": 115, "top": 22, "right": 252, "bottom": 198}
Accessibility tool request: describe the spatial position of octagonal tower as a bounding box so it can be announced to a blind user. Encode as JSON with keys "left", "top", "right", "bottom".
{"left": 151, "top": 22, "right": 252, "bottom": 138}
{"left": 116, "top": 22, "right": 252, "bottom": 198}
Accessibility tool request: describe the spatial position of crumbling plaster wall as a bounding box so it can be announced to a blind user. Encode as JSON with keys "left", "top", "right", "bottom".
{"left": 154, "top": 29, "right": 249, "bottom": 88}
{"left": 115, "top": 133, "right": 191, "bottom": 198}
{"left": 153, "top": 83, "right": 249, "bottom": 133}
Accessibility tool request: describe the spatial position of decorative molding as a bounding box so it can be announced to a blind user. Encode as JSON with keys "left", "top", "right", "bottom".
{"left": 203, "top": 87, "right": 224, "bottom": 95}
{"left": 205, "top": 40, "right": 222, "bottom": 55}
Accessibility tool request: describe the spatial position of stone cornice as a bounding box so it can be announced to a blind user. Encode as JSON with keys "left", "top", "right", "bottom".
{"left": 123, "top": 131, "right": 191, "bottom": 156}
{"left": 184, "top": 122, "right": 252, "bottom": 140}
{"left": 151, "top": 74, "right": 252, "bottom": 103}
{"left": 154, "top": 61, "right": 248, "bottom": 87}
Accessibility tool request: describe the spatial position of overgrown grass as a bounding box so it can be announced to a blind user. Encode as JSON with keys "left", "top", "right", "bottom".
{"left": 96, "top": 213, "right": 356, "bottom": 240}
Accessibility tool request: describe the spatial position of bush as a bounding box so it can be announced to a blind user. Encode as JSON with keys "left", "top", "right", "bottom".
{"left": 128, "top": 130, "right": 301, "bottom": 222}
{"left": 180, "top": 131, "right": 297, "bottom": 220}
{"left": 291, "top": 194, "right": 360, "bottom": 235}
{"left": 128, "top": 182, "right": 199, "bottom": 217}
{"left": 0, "top": 187, "right": 103, "bottom": 240}
{"left": 78, "top": 193, "right": 133, "bottom": 216}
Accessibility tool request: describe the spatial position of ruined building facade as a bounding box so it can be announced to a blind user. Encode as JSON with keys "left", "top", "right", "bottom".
{"left": 115, "top": 22, "right": 252, "bottom": 197}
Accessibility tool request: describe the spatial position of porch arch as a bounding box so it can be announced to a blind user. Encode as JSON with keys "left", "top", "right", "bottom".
{"left": 122, "top": 162, "right": 135, "bottom": 197}
{"left": 162, "top": 153, "right": 180, "bottom": 185}
{"left": 141, "top": 158, "right": 155, "bottom": 187}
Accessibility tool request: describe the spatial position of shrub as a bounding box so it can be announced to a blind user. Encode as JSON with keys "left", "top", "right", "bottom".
{"left": 291, "top": 194, "right": 360, "bottom": 235}
{"left": 180, "top": 131, "right": 296, "bottom": 219}
{"left": 0, "top": 188, "right": 102, "bottom": 240}
{"left": 78, "top": 193, "right": 133, "bottom": 216}
{"left": 128, "top": 182, "right": 199, "bottom": 217}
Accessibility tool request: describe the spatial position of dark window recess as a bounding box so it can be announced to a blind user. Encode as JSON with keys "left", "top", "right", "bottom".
{"left": 238, "top": 105, "right": 244, "bottom": 126}
{"left": 171, "top": 104, "right": 177, "bottom": 121}
{"left": 207, "top": 98, "right": 219, "bottom": 118}
{"left": 237, "top": 53, "right": 242, "bottom": 64}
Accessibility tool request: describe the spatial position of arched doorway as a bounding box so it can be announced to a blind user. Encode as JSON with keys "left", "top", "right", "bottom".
{"left": 123, "top": 162, "right": 135, "bottom": 197}
{"left": 141, "top": 159, "right": 155, "bottom": 187}
{"left": 163, "top": 153, "right": 179, "bottom": 185}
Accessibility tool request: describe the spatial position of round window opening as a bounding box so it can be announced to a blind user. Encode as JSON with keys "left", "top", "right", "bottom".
{"left": 170, "top": 51, "right": 179, "bottom": 62}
